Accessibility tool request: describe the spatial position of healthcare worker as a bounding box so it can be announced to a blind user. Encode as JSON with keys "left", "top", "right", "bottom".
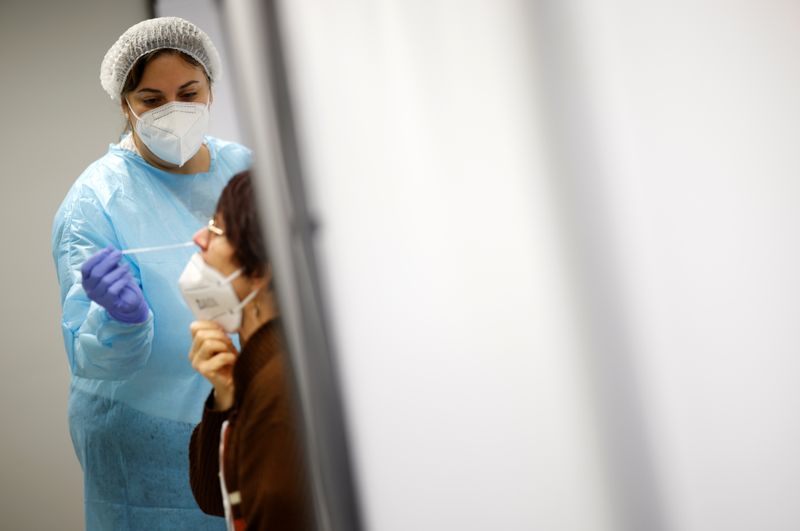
{"left": 51, "top": 17, "right": 250, "bottom": 530}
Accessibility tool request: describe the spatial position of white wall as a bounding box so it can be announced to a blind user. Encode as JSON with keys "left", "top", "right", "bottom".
{"left": 276, "top": 2, "right": 618, "bottom": 529}
{"left": 0, "top": 1, "right": 148, "bottom": 529}
{"left": 269, "top": 1, "right": 800, "bottom": 529}
{"left": 543, "top": 2, "right": 800, "bottom": 530}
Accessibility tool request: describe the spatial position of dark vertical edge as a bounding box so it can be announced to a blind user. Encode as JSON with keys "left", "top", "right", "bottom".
{"left": 262, "top": 1, "right": 364, "bottom": 530}
{"left": 217, "top": 0, "right": 364, "bottom": 530}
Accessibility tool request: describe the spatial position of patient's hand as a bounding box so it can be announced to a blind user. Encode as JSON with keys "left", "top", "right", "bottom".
{"left": 188, "top": 320, "right": 238, "bottom": 411}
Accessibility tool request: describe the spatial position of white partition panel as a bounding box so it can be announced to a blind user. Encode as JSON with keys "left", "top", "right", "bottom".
{"left": 223, "top": 1, "right": 800, "bottom": 530}
{"left": 275, "top": 2, "right": 617, "bottom": 530}
{"left": 559, "top": 3, "right": 800, "bottom": 531}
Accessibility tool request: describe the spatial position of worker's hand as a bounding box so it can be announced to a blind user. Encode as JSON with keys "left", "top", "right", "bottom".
{"left": 189, "top": 321, "right": 238, "bottom": 411}
{"left": 81, "top": 246, "right": 150, "bottom": 324}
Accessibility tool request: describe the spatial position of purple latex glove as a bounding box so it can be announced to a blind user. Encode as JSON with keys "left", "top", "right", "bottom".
{"left": 81, "top": 247, "right": 149, "bottom": 324}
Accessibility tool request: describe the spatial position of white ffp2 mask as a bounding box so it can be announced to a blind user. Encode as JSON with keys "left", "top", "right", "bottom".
{"left": 178, "top": 253, "right": 258, "bottom": 332}
{"left": 127, "top": 99, "right": 209, "bottom": 167}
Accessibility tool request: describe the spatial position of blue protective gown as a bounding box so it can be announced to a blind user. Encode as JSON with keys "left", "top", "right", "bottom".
{"left": 52, "top": 136, "right": 251, "bottom": 530}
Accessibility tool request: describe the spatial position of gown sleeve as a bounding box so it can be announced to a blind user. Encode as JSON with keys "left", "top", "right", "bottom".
{"left": 53, "top": 189, "right": 154, "bottom": 380}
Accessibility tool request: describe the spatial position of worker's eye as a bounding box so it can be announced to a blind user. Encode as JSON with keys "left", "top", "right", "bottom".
{"left": 142, "top": 98, "right": 161, "bottom": 106}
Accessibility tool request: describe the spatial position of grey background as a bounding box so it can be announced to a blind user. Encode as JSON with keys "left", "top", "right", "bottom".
{"left": 0, "top": 1, "right": 148, "bottom": 529}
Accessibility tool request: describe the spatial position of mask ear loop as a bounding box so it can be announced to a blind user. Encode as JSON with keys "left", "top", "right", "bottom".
{"left": 218, "top": 268, "right": 259, "bottom": 315}
{"left": 236, "top": 288, "right": 260, "bottom": 311}
{"left": 221, "top": 268, "right": 243, "bottom": 285}
{"left": 209, "top": 287, "right": 260, "bottom": 320}
{"left": 225, "top": 268, "right": 261, "bottom": 312}
{"left": 213, "top": 268, "right": 261, "bottom": 317}
{"left": 124, "top": 98, "right": 142, "bottom": 147}
{"left": 125, "top": 98, "right": 142, "bottom": 121}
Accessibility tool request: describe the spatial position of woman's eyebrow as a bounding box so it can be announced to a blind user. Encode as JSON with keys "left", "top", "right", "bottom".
{"left": 136, "top": 81, "right": 200, "bottom": 94}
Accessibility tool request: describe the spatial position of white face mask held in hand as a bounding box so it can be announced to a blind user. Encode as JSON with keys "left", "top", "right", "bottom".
{"left": 127, "top": 98, "right": 209, "bottom": 166}
{"left": 178, "top": 253, "right": 259, "bottom": 332}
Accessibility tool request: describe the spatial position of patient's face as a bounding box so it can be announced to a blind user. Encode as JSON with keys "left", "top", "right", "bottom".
{"left": 192, "top": 213, "right": 238, "bottom": 278}
{"left": 192, "top": 212, "right": 254, "bottom": 302}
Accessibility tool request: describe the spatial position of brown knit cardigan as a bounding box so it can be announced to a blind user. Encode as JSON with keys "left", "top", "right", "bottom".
{"left": 189, "top": 319, "right": 312, "bottom": 530}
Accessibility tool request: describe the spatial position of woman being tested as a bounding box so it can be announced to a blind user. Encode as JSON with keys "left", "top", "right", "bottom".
{"left": 184, "top": 172, "right": 311, "bottom": 530}
{"left": 52, "top": 17, "right": 250, "bottom": 530}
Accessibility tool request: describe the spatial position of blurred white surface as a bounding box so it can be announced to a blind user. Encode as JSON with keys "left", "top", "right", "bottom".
{"left": 277, "top": 2, "right": 616, "bottom": 530}
{"left": 570, "top": 3, "right": 800, "bottom": 530}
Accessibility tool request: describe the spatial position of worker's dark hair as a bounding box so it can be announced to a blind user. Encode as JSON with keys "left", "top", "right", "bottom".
{"left": 216, "top": 171, "right": 269, "bottom": 278}
{"left": 120, "top": 49, "right": 210, "bottom": 98}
